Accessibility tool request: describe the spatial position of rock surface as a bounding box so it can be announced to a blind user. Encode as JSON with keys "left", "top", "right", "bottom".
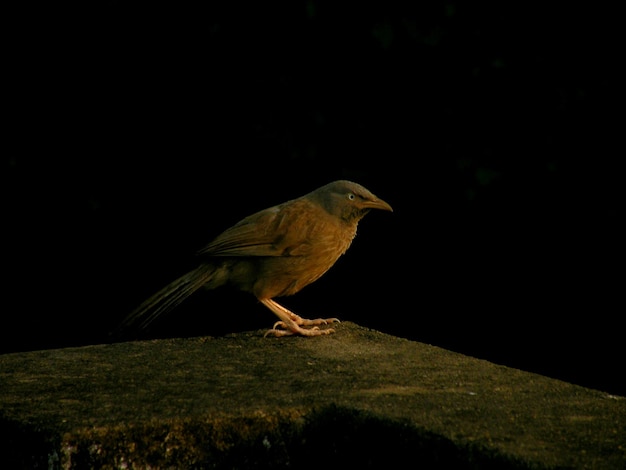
{"left": 1, "top": 322, "right": 624, "bottom": 468}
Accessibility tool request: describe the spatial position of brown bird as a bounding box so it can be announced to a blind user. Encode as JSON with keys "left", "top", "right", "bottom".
{"left": 117, "top": 180, "right": 392, "bottom": 337}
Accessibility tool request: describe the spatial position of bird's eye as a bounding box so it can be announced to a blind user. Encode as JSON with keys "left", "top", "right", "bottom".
{"left": 347, "top": 193, "right": 355, "bottom": 200}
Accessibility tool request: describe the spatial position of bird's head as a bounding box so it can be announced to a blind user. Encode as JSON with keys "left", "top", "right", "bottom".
{"left": 311, "top": 180, "right": 393, "bottom": 222}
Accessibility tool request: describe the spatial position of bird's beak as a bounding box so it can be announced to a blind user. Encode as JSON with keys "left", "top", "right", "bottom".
{"left": 363, "top": 197, "right": 393, "bottom": 212}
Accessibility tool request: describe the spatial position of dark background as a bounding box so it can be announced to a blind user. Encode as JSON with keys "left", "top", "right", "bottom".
{"left": 3, "top": 2, "right": 624, "bottom": 396}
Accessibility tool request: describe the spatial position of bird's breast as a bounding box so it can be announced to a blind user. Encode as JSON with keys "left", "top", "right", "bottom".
{"left": 251, "top": 219, "right": 358, "bottom": 299}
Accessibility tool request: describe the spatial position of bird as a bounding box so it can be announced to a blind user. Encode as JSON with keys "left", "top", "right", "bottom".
{"left": 116, "top": 180, "right": 392, "bottom": 338}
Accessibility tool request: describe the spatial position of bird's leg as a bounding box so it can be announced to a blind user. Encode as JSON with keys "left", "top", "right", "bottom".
{"left": 267, "top": 299, "right": 340, "bottom": 328}
{"left": 260, "top": 299, "right": 339, "bottom": 337}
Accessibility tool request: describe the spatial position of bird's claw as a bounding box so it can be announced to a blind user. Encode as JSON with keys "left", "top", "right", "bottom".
{"left": 264, "top": 326, "right": 335, "bottom": 338}
{"left": 291, "top": 315, "right": 341, "bottom": 327}
{"left": 260, "top": 299, "right": 339, "bottom": 337}
{"left": 265, "top": 316, "right": 339, "bottom": 337}
{"left": 272, "top": 320, "right": 286, "bottom": 330}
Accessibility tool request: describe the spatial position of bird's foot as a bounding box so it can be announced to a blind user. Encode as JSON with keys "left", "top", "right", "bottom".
{"left": 282, "top": 312, "right": 340, "bottom": 327}
{"left": 264, "top": 325, "right": 335, "bottom": 337}
{"left": 260, "top": 298, "right": 339, "bottom": 338}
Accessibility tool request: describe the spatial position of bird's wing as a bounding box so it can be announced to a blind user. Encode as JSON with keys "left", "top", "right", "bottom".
{"left": 198, "top": 199, "right": 320, "bottom": 258}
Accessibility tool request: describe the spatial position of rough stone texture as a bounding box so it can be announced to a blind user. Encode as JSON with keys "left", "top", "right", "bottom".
{"left": 1, "top": 322, "right": 624, "bottom": 469}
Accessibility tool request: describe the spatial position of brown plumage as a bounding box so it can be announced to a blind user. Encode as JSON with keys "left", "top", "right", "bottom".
{"left": 117, "top": 180, "right": 392, "bottom": 337}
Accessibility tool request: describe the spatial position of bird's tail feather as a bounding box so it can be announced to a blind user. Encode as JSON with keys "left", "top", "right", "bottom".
{"left": 114, "top": 264, "right": 217, "bottom": 336}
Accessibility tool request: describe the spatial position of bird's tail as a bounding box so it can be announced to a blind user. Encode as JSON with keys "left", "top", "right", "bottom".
{"left": 113, "top": 264, "right": 220, "bottom": 337}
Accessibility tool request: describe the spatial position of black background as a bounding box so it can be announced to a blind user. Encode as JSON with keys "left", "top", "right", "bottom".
{"left": 3, "top": 2, "right": 624, "bottom": 396}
